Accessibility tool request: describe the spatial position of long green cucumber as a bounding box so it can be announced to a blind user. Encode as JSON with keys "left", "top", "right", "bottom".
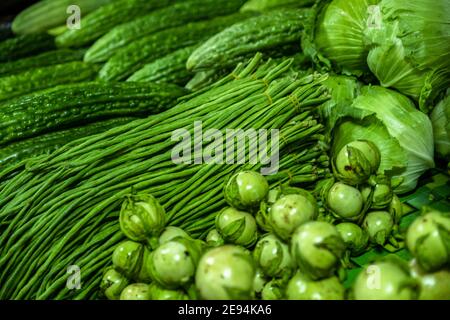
{"left": 240, "top": 0, "right": 315, "bottom": 12}
{"left": 0, "top": 82, "right": 186, "bottom": 145}
{"left": 0, "top": 61, "right": 99, "bottom": 102}
{"left": 84, "top": 0, "right": 247, "bottom": 63}
{"left": 55, "top": 0, "right": 174, "bottom": 48}
{"left": 187, "top": 9, "right": 310, "bottom": 71}
{"left": 127, "top": 46, "right": 196, "bottom": 85}
{"left": 0, "top": 49, "right": 85, "bottom": 76}
{"left": 99, "top": 12, "right": 254, "bottom": 81}
{"left": 0, "top": 117, "right": 137, "bottom": 166}
{"left": 0, "top": 34, "right": 55, "bottom": 62}
{"left": 12, "top": 0, "right": 116, "bottom": 35}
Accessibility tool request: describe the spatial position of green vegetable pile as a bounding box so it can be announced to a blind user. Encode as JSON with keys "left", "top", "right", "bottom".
{"left": 0, "top": 0, "right": 448, "bottom": 300}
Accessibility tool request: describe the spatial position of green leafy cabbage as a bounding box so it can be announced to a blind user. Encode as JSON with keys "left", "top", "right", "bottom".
{"left": 330, "top": 86, "right": 434, "bottom": 194}
{"left": 430, "top": 92, "right": 450, "bottom": 159}
{"left": 365, "top": 0, "right": 450, "bottom": 112}
{"left": 302, "top": 0, "right": 378, "bottom": 76}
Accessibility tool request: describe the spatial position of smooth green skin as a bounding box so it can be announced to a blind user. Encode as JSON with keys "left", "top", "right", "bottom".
{"left": 389, "top": 194, "right": 404, "bottom": 223}
{"left": 290, "top": 221, "right": 344, "bottom": 280}
{"left": 215, "top": 207, "right": 258, "bottom": 247}
{"left": 253, "top": 269, "right": 268, "bottom": 295}
{"left": 406, "top": 212, "right": 450, "bottom": 272}
{"left": 334, "top": 140, "right": 380, "bottom": 185}
{"left": 261, "top": 279, "right": 285, "bottom": 300}
{"left": 149, "top": 283, "right": 189, "bottom": 300}
{"left": 151, "top": 241, "right": 196, "bottom": 288}
{"left": 224, "top": 171, "right": 269, "bottom": 210}
{"left": 286, "top": 272, "right": 345, "bottom": 300}
{"left": 336, "top": 222, "right": 369, "bottom": 255}
{"left": 327, "top": 182, "right": 363, "bottom": 219}
{"left": 120, "top": 194, "right": 166, "bottom": 242}
{"left": 112, "top": 240, "right": 143, "bottom": 279}
{"left": 269, "top": 194, "right": 317, "bottom": 240}
{"left": 372, "top": 183, "right": 393, "bottom": 209}
{"left": 206, "top": 229, "right": 225, "bottom": 247}
{"left": 119, "top": 283, "right": 151, "bottom": 300}
{"left": 100, "top": 268, "right": 129, "bottom": 300}
{"left": 159, "top": 226, "right": 190, "bottom": 245}
{"left": 353, "top": 261, "right": 416, "bottom": 300}
{"left": 410, "top": 259, "right": 450, "bottom": 300}
{"left": 363, "top": 211, "right": 394, "bottom": 245}
{"left": 253, "top": 233, "right": 293, "bottom": 278}
{"left": 195, "top": 245, "right": 255, "bottom": 300}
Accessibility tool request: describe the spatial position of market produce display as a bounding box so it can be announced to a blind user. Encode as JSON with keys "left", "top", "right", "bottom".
{"left": 0, "top": 0, "right": 449, "bottom": 301}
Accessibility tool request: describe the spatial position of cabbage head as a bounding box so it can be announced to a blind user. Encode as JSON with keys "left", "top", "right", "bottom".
{"left": 331, "top": 86, "right": 434, "bottom": 194}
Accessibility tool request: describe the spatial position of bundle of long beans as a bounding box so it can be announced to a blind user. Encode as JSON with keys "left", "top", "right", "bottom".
{"left": 0, "top": 54, "right": 331, "bottom": 299}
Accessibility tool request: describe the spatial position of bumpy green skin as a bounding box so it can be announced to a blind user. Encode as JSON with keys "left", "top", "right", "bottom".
{"left": 0, "top": 61, "right": 98, "bottom": 102}
{"left": 286, "top": 272, "right": 345, "bottom": 300}
{"left": 12, "top": 0, "right": 116, "bottom": 34}
{"left": 0, "top": 34, "right": 55, "bottom": 62}
{"left": 127, "top": 46, "right": 196, "bottom": 85}
{"left": 241, "top": 0, "right": 314, "bottom": 12}
{"left": 186, "top": 9, "right": 309, "bottom": 71}
{"left": 0, "top": 117, "right": 136, "bottom": 166}
{"left": 56, "top": 0, "right": 173, "bottom": 48}
{"left": 0, "top": 82, "right": 186, "bottom": 145}
{"left": 85, "top": 0, "right": 247, "bottom": 62}
{"left": 0, "top": 49, "right": 85, "bottom": 76}
{"left": 99, "top": 13, "right": 250, "bottom": 81}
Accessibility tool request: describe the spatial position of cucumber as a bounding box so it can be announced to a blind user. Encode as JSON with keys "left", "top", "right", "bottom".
{"left": 186, "top": 9, "right": 310, "bottom": 71}
{"left": 0, "top": 82, "right": 186, "bottom": 145}
{"left": 0, "top": 61, "right": 99, "bottom": 102}
{"left": 84, "top": 0, "right": 247, "bottom": 63}
{"left": 0, "top": 49, "right": 85, "bottom": 76}
{"left": 12, "top": 0, "right": 116, "bottom": 34}
{"left": 55, "top": 0, "right": 173, "bottom": 48}
{"left": 0, "top": 117, "right": 137, "bottom": 166}
{"left": 0, "top": 33, "right": 55, "bottom": 62}
{"left": 127, "top": 46, "right": 196, "bottom": 85}
{"left": 240, "top": 0, "right": 315, "bottom": 12}
{"left": 99, "top": 12, "right": 253, "bottom": 81}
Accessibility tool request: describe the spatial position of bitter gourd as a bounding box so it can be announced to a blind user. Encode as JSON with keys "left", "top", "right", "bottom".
{"left": 187, "top": 9, "right": 310, "bottom": 71}
{"left": 127, "top": 46, "right": 196, "bottom": 85}
{"left": 99, "top": 13, "right": 253, "bottom": 81}
{"left": 0, "top": 33, "right": 55, "bottom": 62}
{"left": 12, "top": 0, "right": 116, "bottom": 34}
{"left": 240, "top": 0, "right": 315, "bottom": 12}
{"left": 0, "top": 82, "right": 186, "bottom": 145}
{"left": 0, "top": 49, "right": 85, "bottom": 76}
{"left": 84, "top": 0, "right": 247, "bottom": 63}
{"left": 55, "top": 0, "right": 173, "bottom": 48}
{"left": 0, "top": 61, "right": 99, "bottom": 102}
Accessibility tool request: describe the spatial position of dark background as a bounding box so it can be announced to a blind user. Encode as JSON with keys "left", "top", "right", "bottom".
{"left": 0, "top": 0, "right": 39, "bottom": 39}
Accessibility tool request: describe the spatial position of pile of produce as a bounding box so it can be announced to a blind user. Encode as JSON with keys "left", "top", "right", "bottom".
{"left": 0, "top": 0, "right": 448, "bottom": 300}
